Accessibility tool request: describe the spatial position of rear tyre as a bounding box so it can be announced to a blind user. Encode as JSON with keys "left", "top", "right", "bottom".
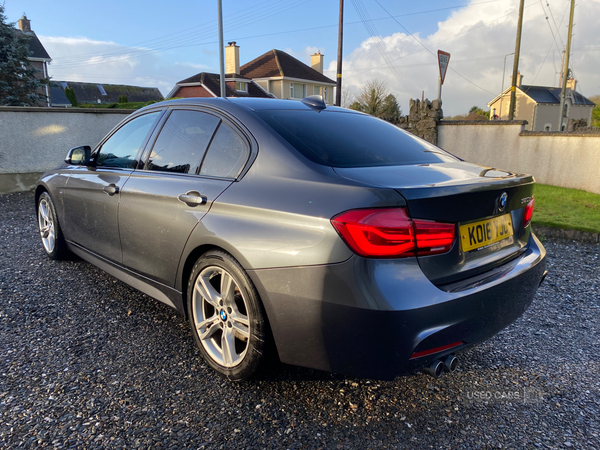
{"left": 37, "top": 192, "right": 69, "bottom": 260}
{"left": 187, "top": 250, "right": 272, "bottom": 381}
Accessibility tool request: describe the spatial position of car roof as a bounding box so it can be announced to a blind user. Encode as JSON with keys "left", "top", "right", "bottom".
{"left": 139, "top": 97, "right": 351, "bottom": 113}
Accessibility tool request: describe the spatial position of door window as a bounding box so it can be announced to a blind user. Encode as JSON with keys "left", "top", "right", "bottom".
{"left": 96, "top": 112, "right": 160, "bottom": 169}
{"left": 200, "top": 123, "right": 250, "bottom": 179}
{"left": 146, "top": 110, "right": 221, "bottom": 174}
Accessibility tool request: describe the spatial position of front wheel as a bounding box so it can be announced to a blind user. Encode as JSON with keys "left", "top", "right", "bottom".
{"left": 37, "top": 192, "right": 69, "bottom": 260}
{"left": 187, "top": 250, "right": 273, "bottom": 381}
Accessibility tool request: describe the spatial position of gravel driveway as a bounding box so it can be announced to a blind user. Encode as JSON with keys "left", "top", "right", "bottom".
{"left": 1, "top": 191, "right": 599, "bottom": 449}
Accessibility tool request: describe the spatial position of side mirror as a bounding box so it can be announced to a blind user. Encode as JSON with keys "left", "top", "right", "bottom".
{"left": 65, "top": 146, "right": 92, "bottom": 165}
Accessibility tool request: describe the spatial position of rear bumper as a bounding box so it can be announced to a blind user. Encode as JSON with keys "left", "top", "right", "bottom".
{"left": 248, "top": 232, "right": 547, "bottom": 380}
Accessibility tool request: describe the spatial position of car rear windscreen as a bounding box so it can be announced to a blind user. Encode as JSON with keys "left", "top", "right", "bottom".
{"left": 254, "top": 110, "right": 458, "bottom": 168}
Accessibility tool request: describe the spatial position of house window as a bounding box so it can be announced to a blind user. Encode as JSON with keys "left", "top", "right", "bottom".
{"left": 236, "top": 82, "right": 248, "bottom": 92}
{"left": 97, "top": 85, "right": 107, "bottom": 96}
{"left": 313, "top": 86, "right": 321, "bottom": 96}
{"left": 563, "top": 103, "right": 569, "bottom": 118}
{"left": 323, "top": 87, "right": 328, "bottom": 102}
{"left": 290, "top": 83, "right": 305, "bottom": 99}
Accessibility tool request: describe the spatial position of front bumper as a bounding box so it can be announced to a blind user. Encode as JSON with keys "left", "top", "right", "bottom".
{"left": 248, "top": 232, "right": 547, "bottom": 380}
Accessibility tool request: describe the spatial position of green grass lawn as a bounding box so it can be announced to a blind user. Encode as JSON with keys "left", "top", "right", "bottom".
{"left": 533, "top": 184, "right": 600, "bottom": 233}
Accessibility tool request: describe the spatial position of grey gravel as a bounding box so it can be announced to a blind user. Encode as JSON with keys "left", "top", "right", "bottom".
{"left": 1, "top": 191, "right": 599, "bottom": 449}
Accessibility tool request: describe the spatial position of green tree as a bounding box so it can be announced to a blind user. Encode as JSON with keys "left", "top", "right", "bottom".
{"left": 349, "top": 79, "right": 402, "bottom": 123}
{"left": 64, "top": 87, "right": 78, "bottom": 106}
{"left": 0, "top": 6, "right": 48, "bottom": 106}
{"left": 589, "top": 95, "right": 600, "bottom": 128}
{"left": 468, "top": 105, "right": 490, "bottom": 119}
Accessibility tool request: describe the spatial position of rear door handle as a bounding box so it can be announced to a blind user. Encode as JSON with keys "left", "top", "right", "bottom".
{"left": 103, "top": 184, "right": 119, "bottom": 196}
{"left": 178, "top": 191, "right": 207, "bottom": 207}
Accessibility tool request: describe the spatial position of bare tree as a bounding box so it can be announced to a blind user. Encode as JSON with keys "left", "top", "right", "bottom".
{"left": 349, "top": 79, "right": 401, "bottom": 122}
{"left": 340, "top": 88, "right": 355, "bottom": 108}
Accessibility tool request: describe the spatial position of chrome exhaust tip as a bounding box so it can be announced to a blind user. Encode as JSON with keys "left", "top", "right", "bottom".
{"left": 443, "top": 355, "right": 458, "bottom": 372}
{"left": 422, "top": 360, "right": 444, "bottom": 378}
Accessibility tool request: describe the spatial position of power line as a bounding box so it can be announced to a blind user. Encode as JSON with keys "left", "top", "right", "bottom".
{"left": 343, "top": 0, "right": 539, "bottom": 83}
{"left": 373, "top": 0, "right": 495, "bottom": 95}
{"left": 351, "top": 0, "right": 418, "bottom": 92}
{"left": 52, "top": 0, "right": 313, "bottom": 67}
{"left": 531, "top": 0, "right": 570, "bottom": 84}
{"left": 48, "top": 0, "right": 502, "bottom": 68}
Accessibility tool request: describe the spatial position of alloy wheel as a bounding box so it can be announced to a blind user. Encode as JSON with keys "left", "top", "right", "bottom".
{"left": 38, "top": 198, "right": 55, "bottom": 254}
{"left": 192, "top": 266, "right": 251, "bottom": 367}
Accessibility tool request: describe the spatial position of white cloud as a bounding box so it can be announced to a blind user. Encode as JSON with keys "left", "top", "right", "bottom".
{"left": 329, "top": 0, "right": 600, "bottom": 116}
{"left": 40, "top": 36, "right": 211, "bottom": 96}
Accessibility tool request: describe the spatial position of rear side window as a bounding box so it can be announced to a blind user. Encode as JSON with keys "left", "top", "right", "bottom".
{"left": 200, "top": 123, "right": 250, "bottom": 178}
{"left": 255, "top": 110, "right": 458, "bottom": 168}
{"left": 96, "top": 112, "right": 160, "bottom": 169}
{"left": 146, "top": 110, "right": 220, "bottom": 174}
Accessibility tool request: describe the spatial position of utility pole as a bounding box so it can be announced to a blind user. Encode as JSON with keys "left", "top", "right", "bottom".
{"left": 335, "top": 0, "right": 344, "bottom": 106}
{"left": 558, "top": 0, "right": 575, "bottom": 132}
{"left": 217, "top": 0, "right": 226, "bottom": 98}
{"left": 499, "top": 52, "right": 514, "bottom": 120}
{"left": 508, "top": 0, "right": 525, "bottom": 120}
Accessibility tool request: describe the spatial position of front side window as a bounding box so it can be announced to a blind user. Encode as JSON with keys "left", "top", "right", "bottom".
{"left": 145, "top": 110, "right": 220, "bottom": 174}
{"left": 290, "top": 83, "right": 305, "bottom": 99}
{"left": 96, "top": 112, "right": 160, "bottom": 169}
{"left": 200, "top": 123, "right": 250, "bottom": 178}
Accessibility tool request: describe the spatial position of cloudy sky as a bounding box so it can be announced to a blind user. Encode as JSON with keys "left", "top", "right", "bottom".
{"left": 7, "top": 0, "right": 600, "bottom": 116}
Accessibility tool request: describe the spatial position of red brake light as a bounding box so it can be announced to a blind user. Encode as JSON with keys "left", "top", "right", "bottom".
{"left": 523, "top": 197, "right": 535, "bottom": 227}
{"left": 331, "top": 208, "right": 455, "bottom": 258}
{"left": 413, "top": 219, "right": 456, "bottom": 256}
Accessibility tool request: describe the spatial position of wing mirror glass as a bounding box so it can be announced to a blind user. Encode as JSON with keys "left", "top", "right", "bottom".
{"left": 65, "top": 146, "right": 92, "bottom": 165}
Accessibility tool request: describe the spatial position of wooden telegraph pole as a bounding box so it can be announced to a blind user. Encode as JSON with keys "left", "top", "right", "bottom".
{"left": 508, "top": 0, "right": 525, "bottom": 120}
{"left": 558, "top": 0, "right": 576, "bottom": 131}
{"left": 335, "top": 0, "right": 344, "bottom": 106}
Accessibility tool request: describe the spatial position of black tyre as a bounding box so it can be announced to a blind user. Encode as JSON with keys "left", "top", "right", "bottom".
{"left": 37, "top": 192, "right": 69, "bottom": 260}
{"left": 187, "top": 250, "right": 273, "bottom": 381}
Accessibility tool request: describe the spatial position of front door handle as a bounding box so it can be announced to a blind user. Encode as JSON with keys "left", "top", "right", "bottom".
{"left": 103, "top": 184, "right": 119, "bottom": 196}
{"left": 178, "top": 191, "right": 207, "bottom": 207}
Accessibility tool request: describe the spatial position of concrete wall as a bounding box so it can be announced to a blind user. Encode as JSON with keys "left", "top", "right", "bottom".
{"left": 0, "top": 107, "right": 133, "bottom": 192}
{"left": 438, "top": 121, "right": 600, "bottom": 195}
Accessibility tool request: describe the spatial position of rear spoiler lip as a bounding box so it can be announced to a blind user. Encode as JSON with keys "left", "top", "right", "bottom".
{"left": 395, "top": 175, "right": 535, "bottom": 200}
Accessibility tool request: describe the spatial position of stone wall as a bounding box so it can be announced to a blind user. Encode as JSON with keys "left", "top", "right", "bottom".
{"left": 0, "top": 107, "right": 134, "bottom": 193}
{"left": 438, "top": 121, "right": 600, "bottom": 195}
{"left": 397, "top": 98, "right": 443, "bottom": 145}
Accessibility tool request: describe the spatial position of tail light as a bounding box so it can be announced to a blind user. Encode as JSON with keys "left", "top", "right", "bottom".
{"left": 331, "top": 208, "right": 455, "bottom": 258}
{"left": 523, "top": 197, "right": 535, "bottom": 227}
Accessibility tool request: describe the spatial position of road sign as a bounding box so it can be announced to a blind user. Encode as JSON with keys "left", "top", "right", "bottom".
{"left": 438, "top": 50, "right": 451, "bottom": 85}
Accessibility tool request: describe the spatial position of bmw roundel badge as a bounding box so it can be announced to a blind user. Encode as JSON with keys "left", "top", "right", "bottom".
{"left": 499, "top": 192, "right": 508, "bottom": 211}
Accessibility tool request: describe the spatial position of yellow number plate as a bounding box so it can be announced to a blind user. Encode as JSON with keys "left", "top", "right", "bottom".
{"left": 460, "top": 214, "right": 513, "bottom": 252}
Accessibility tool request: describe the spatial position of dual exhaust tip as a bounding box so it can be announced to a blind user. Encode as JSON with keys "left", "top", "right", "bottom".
{"left": 422, "top": 355, "right": 457, "bottom": 378}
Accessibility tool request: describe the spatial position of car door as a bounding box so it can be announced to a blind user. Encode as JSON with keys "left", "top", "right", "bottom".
{"left": 118, "top": 107, "right": 252, "bottom": 286}
{"left": 62, "top": 111, "right": 163, "bottom": 262}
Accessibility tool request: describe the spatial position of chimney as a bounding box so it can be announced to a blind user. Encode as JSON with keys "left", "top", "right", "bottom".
{"left": 18, "top": 14, "right": 32, "bottom": 32}
{"left": 225, "top": 42, "right": 240, "bottom": 75}
{"left": 311, "top": 52, "right": 324, "bottom": 74}
{"left": 510, "top": 72, "right": 524, "bottom": 88}
{"left": 566, "top": 77, "right": 577, "bottom": 91}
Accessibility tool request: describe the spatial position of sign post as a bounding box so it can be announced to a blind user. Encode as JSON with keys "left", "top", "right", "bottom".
{"left": 437, "top": 50, "right": 450, "bottom": 104}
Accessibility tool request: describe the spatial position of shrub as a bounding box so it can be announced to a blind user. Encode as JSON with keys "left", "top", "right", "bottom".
{"left": 64, "top": 87, "right": 78, "bottom": 107}
{"left": 118, "top": 94, "right": 128, "bottom": 103}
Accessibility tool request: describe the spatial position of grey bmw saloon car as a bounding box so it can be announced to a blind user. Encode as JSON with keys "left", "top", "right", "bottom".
{"left": 36, "top": 96, "right": 546, "bottom": 381}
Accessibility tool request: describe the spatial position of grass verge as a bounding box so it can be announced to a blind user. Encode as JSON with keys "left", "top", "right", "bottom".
{"left": 533, "top": 184, "right": 600, "bottom": 233}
